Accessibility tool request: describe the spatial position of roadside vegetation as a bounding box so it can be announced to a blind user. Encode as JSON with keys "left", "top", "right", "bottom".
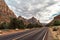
{"left": 53, "top": 20, "right": 60, "bottom": 26}
{"left": 0, "top": 18, "right": 42, "bottom": 29}
{"left": 49, "top": 20, "right": 60, "bottom": 40}
{"left": 0, "top": 18, "right": 25, "bottom": 29}
{"left": 26, "top": 23, "right": 41, "bottom": 28}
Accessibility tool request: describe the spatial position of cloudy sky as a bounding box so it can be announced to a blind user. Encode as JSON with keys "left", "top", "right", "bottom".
{"left": 5, "top": 0, "right": 60, "bottom": 24}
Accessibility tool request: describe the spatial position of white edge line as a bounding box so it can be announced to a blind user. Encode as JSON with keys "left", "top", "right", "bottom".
{"left": 42, "top": 31, "right": 47, "bottom": 40}
{"left": 12, "top": 29, "right": 38, "bottom": 40}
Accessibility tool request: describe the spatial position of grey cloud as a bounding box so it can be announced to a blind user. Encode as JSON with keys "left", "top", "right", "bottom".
{"left": 5, "top": 0, "right": 59, "bottom": 23}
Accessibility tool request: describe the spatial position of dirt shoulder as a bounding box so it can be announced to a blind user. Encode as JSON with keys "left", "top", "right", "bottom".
{"left": 0, "top": 29, "right": 29, "bottom": 36}
{"left": 47, "top": 28, "right": 53, "bottom": 40}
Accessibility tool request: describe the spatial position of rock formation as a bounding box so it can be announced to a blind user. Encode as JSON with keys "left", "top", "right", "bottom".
{"left": 18, "top": 16, "right": 41, "bottom": 25}
{"left": 28, "top": 17, "right": 40, "bottom": 24}
{"left": 0, "top": 0, "right": 16, "bottom": 23}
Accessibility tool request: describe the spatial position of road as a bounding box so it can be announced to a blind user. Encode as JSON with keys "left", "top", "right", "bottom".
{"left": 0, "top": 27, "right": 48, "bottom": 40}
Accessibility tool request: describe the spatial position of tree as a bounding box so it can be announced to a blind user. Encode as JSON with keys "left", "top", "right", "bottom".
{"left": 16, "top": 20, "right": 25, "bottom": 29}
{"left": 0, "top": 22, "right": 9, "bottom": 29}
{"left": 34, "top": 23, "right": 41, "bottom": 28}
{"left": 53, "top": 20, "right": 60, "bottom": 26}
{"left": 26, "top": 23, "right": 34, "bottom": 28}
{"left": 9, "top": 18, "right": 25, "bottom": 29}
{"left": 26, "top": 23, "right": 41, "bottom": 28}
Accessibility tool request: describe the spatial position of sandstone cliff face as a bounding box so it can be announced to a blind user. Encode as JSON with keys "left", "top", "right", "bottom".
{"left": 54, "top": 15, "right": 60, "bottom": 20}
{"left": 47, "top": 15, "right": 60, "bottom": 26}
{"left": 0, "top": 0, "right": 16, "bottom": 23}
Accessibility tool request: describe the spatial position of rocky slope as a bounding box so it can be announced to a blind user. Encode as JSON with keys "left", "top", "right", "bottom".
{"left": 28, "top": 17, "right": 40, "bottom": 24}
{"left": 0, "top": 0, "right": 16, "bottom": 23}
{"left": 18, "top": 16, "right": 29, "bottom": 25}
{"left": 47, "top": 15, "right": 60, "bottom": 26}
{"left": 18, "top": 16, "right": 41, "bottom": 25}
{"left": 0, "top": 0, "right": 41, "bottom": 26}
{"left": 54, "top": 15, "right": 60, "bottom": 20}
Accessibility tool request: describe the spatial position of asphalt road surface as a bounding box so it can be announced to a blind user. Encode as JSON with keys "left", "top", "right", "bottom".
{"left": 0, "top": 27, "right": 48, "bottom": 40}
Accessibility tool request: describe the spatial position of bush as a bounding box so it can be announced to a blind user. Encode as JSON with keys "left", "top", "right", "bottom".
{"left": 34, "top": 23, "right": 41, "bottom": 28}
{"left": 0, "top": 18, "right": 26, "bottom": 29}
{"left": 26, "top": 23, "right": 41, "bottom": 28}
{"left": 53, "top": 20, "right": 60, "bottom": 26}
{"left": 0, "top": 22, "right": 9, "bottom": 29}
{"left": 26, "top": 23, "right": 34, "bottom": 28}
{"left": 9, "top": 18, "right": 25, "bottom": 29}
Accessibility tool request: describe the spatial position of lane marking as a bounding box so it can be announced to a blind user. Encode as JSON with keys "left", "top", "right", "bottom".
{"left": 35, "top": 29, "right": 46, "bottom": 40}
{"left": 12, "top": 29, "right": 41, "bottom": 40}
{"left": 42, "top": 30, "right": 48, "bottom": 40}
{"left": 13, "top": 28, "right": 44, "bottom": 40}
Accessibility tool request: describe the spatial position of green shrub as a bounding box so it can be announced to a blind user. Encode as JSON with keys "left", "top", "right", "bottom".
{"left": 0, "top": 22, "right": 9, "bottom": 29}
{"left": 26, "top": 23, "right": 41, "bottom": 28}
{"left": 9, "top": 18, "right": 25, "bottom": 29}
{"left": 53, "top": 20, "right": 60, "bottom": 26}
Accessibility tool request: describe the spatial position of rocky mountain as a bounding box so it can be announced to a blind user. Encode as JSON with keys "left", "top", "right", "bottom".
{"left": 28, "top": 17, "right": 40, "bottom": 24}
{"left": 54, "top": 15, "right": 60, "bottom": 20}
{"left": 18, "top": 16, "right": 26, "bottom": 21}
{"left": 0, "top": 0, "right": 41, "bottom": 26}
{"left": 47, "top": 15, "right": 60, "bottom": 26}
{"left": 18, "top": 16, "right": 41, "bottom": 25}
{"left": 18, "top": 16, "right": 29, "bottom": 25}
{"left": 0, "top": 0, "right": 16, "bottom": 23}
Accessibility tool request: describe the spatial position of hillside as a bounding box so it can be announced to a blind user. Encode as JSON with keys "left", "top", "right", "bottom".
{"left": 47, "top": 15, "right": 60, "bottom": 26}
{"left": 18, "top": 16, "right": 29, "bottom": 25}
{"left": 54, "top": 15, "right": 60, "bottom": 20}
{"left": 28, "top": 17, "right": 40, "bottom": 24}
{"left": 18, "top": 16, "right": 41, "bottom": 25}
{"left": 0, "top": 0, "right": 16, "bottom": 23}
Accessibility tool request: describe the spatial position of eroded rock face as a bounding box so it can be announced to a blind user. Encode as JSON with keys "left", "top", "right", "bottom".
{"left": 18, "top": 16, "right": 41, "bottom": 25}
{"left": 18, "top": 16, "right": 29, "bottom": 25}
{"left": 0, "top": 0, "right": 16, "bottom": 23}
{"left": 28, "top": 17, "right": 40, "bottom": 24}
{"left": 47, "top": 15, "right": 60, "bottom": 26}
{"left": 54, "top": 15, "right": 60, "bottom": 20}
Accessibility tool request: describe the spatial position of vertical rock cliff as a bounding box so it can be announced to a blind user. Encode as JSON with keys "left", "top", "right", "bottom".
{"left": 0, "top": 0, "right": 16, "bottom": 23}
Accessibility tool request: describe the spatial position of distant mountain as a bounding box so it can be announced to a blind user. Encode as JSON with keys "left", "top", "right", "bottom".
{"left": 0, "top": 0, "right": 16, "bottom": 23}
{"left": 18, "top": 16, "right": 29, "bottom": 25}
{"left": 28, "top": 17, "right": 40, "bottom": 24}
{"left": 18, "top": 16, "right": 26, "bottom": 21}
{"left": 18, "top": 16, "right": 41, "bottom": 25}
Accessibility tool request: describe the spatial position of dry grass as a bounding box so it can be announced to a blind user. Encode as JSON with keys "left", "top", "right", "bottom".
{"left": 49, "top": 28, "right": 57, "bottom": 38}
{"left": 50, "top": 26, "right": 60, "bottom": 40}
{"left": 57, "top": 27, "right": 60, "bottom": 40}
{"left": 58, "top": 28, "right": 60, "bottom": 34}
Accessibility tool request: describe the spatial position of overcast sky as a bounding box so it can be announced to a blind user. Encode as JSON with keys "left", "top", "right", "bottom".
{"left": 5, "top": 0, "right": 60, "bottom": 24}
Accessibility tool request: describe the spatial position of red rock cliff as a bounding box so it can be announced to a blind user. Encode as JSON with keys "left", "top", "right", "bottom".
{"left": 0, "top": 0, "right": 16, "bottom": 23}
